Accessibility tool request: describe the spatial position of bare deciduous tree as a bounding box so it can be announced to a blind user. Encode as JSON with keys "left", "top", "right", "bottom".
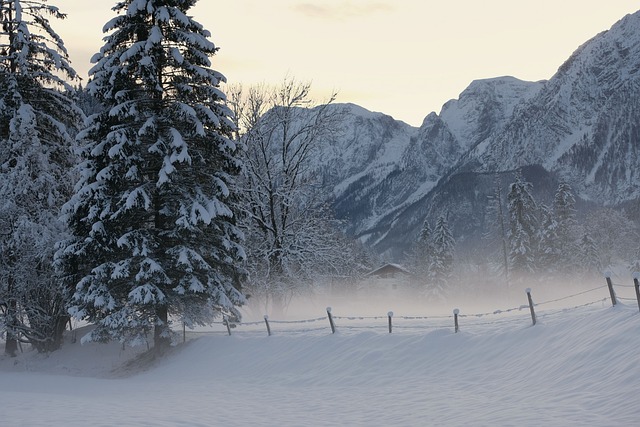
{"left": 230, "top": 78, "right": 352, "bottom": 315}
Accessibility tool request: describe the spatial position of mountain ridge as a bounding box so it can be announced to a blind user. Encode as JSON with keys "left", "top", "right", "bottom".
{"left": 299, "top": 10, "right": 640, "bottom": 257}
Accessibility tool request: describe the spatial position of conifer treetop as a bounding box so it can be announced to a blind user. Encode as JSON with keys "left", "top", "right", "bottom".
{"left": 0, "top": 0, "right": 77, "bottom": 90}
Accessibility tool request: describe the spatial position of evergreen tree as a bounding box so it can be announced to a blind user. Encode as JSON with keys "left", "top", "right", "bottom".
{"left": 74, "top": 83, "right": 104, "bottom": 117}
{"left": 57, "top": 0, "right": 245, "bottom": 348}
{"left": 484, "top": 174, "right": 510, "bottom": 286}
{"left": 507, "top": 170, "right": 538, "bottom": 278}
{"left": 537, "top": 204, "right": 560, "bottom": 274}
{"left": 630, "top": 246, "right": 640, "bottom": 275}
{"left": 553, "top": 182, "right": 579, "bottom": 271}
{"left": 427, "top": 215, "right": 455, "bottom": 301}
{"left": 0, "top": 0, "right": 80, "bottom": 355}
{"left": 412, "top": 218, "right": 435, "bottom": 279}
{"left": 553, "top": 183, "right": 577, "bottom": 225}
{"left": 583, "top": 208, "right": 638, "bottom": 270}
{"left": 578, "top": 232, "right": 601, "bottom": 275}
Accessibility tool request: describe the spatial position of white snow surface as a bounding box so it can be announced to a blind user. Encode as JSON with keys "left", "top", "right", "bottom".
{"left": 2, "top": 299, "right": 640, "bottom": 426}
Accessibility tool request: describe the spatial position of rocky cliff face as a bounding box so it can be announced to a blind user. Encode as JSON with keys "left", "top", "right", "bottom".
{"left": 317, "top": 74, "right": 543, "bottom": 241}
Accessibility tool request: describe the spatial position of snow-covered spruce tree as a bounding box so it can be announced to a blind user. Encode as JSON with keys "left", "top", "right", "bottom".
{"left": 583, "top": 208, "right": 639, "bottom": 271}
{"left": 230, "top": 79, "right": 346, "bottom": 316}
{"left": 507, "top": 170, "right": 538, "bottom": 279}
{"left": 630, "top": 246, "right": 640, "bottom": 276}
{"left": 57, "top": 0, "right": 245, "bottom": 348}
{"left": 483, "top": 174, "right": 510, "bottom": 287}
{"left": 537, "top": 204, "right": 560, "bottom": 275}
{"left": 552, "top": 182, "right": 579, "bottom": 272}
{"left": 407, "top": 218, "right": 435, "bottom": 288}
{"left": 426, "top": 215, "right": 455, "bottom": 301}
{"left": 0, "top": 0, "right": 80, "bottom": 355}
{"left": 578, "top": 232, "right": 601, "bottom": 276}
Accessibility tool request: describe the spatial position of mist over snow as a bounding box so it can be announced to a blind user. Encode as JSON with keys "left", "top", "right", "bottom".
{"left": 2, "top": 281, "right": 640, "bottom": 426}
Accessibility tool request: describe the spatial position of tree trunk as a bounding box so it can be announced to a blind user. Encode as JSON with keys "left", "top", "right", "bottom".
{"left": 495, "top": 177, "right": 511, "bottom": 288}
{"left": 154, "top": 305, "right": 170, "bottom": 350}
{"left": 49, "top": 315, "right": 70, "bottom": 352}
{"left": 5, "top": 298, "right": 18, "bottom": 357}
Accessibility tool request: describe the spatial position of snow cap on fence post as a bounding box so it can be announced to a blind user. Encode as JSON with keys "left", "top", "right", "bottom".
{"left": 453, "top": 309, "right": 460, "bottom": 333}
{"left": 388, "top": 311, "right": 393, "bottom": 333}
{"left": 525, "top": 288, "right": 536, "bottom": 326}
{"left": 326, "top": 307, "right": 336, "bottom": 334}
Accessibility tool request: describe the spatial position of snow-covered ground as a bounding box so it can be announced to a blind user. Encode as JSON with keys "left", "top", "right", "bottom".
{"left": 2, "top": 288, "right": 640, "bottom": 426}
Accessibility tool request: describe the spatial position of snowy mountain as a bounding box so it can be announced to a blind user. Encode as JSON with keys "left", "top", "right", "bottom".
{"left": 439, "top": 76, "right": 544, "bottom": 153}
{"left": 317, "top": 10, "right": 640, "bottom": 257}
{"left": 474, "top": 11, "right": 640, "bottom": 203}
{"left": 313, "top": 75, "right": 542, "bottom": 240}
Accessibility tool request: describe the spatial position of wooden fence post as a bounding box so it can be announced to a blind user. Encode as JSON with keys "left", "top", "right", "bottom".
{"left": 633, "top": 272, "right": 640, "bottom": 313}
{"left": 223, "top": 316, "right": 232, "bottom": 336}
{"left": 605, "top": 273, "right": 617, "bottom": 306}
{"left": 453, "top": 308, "right": 459, "bottom": 333}
{"left": 326, "top": 307, "right": 336, "bottom": 334}
{"left": 264, "top": 315, "right": 272, "bottom": 336}
{"left": 526, "top": 288, "right": 536, "bottom": 326}
{"left": 388, "top": 311, "right": 393, "bottom": 333}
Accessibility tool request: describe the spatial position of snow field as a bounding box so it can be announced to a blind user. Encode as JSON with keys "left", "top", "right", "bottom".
{"left": 2, "top": 297, "right": 640, "bottom": 426}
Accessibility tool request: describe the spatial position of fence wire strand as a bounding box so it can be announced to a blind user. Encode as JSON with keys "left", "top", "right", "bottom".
{"left": 178, "top": 281, "right": 637, "bottom": 338}
{"left": 535, "top": 285, "right": 608, "bottom": 306}
{"left": 269, "top": 317, "right": 326, "bottom": 324}
{"left": 613, "top": 282, "right": 635, "bottom": 288}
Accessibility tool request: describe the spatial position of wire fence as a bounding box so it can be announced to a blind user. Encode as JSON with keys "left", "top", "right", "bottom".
{"left": 179, "top": 275, "right": 640, "bottom": 341}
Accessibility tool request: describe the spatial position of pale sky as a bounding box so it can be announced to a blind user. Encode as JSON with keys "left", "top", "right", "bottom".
{"left": 56, "top": 1, "right": 639, "bottom": 126}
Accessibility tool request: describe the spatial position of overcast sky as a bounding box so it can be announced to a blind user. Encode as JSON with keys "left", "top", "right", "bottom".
{"left": 56, "top": 1, "right": 638, "bottom": 126}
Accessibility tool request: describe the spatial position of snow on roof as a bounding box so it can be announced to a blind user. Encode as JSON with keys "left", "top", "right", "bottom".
{"left": 365, "top": 263, "right": 412, "bottom": 277}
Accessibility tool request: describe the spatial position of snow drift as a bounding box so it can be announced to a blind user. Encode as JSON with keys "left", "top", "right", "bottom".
{"left": 2, "top": 291, "right": 640, "bottom": 426}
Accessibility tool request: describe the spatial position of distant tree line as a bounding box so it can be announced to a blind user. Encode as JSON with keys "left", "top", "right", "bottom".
{"left": 409, "top": 170, "right": 640, "bottom": 300}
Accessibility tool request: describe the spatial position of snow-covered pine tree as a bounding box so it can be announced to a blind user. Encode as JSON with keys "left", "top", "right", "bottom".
{"left": 553, "top": 182, "right": 579, "bottom": 272}
{"left": 507, "top": 170, "right": 538, "bottom": 279}
{"left": 74, "top": 83, "right": 104, "bottom": 118}
{"left": 57, "top": 0, "right": 245, "bottom": 348}
{"left": 583, "top": 208, "right": 638, "bottom": 271}
{"left": 553, "top": 183, "right": 576, "bottom": 226}
{"left": 630, "top": 246, "right": 640, "bottom": 276}
{"left": 0, "top": 0, "right": 80, "bottom": 355}
{"left": 427, "top": 215, "right": 455, "bottom": 301}
{"left": 484, "top": 174, "right": 510, "bottom": 286}
{"left": 418, "top": 218, "right": 432, "bottom": 244}
{"left": 537, "top": 204, "right": 560, "bottom": 275}
{"left": 411, "top": 218, "right": 434, "bottom": 279}
{"left": 578, "top": 232, "right": 601, "bottom": 275}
